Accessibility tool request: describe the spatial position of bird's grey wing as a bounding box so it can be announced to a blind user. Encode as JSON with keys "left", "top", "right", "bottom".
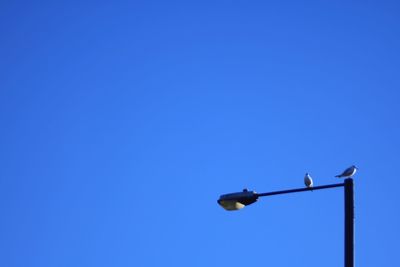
{"left": 342, "top": 167, "right": 353, "bottom": 176}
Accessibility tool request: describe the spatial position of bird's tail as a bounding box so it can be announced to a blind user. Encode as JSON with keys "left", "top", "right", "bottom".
{"left": 335, "top": 175, "right": 341, "bottom": 178}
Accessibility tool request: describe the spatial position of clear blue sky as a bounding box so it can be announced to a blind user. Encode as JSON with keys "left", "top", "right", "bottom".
{"left": 1, "top": 1, "right": 400, "bottom": 266}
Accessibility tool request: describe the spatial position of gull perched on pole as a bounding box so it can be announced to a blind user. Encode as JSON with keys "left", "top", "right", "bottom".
{"left": 335, "top": 165, "right": 358, "bottom": 178}
{"left": 304, "top": 173, "right": 313, "bottom": 188}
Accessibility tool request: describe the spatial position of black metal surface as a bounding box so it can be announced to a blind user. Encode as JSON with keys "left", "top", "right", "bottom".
{"left": 344, "top": 178, "right": 354, "bottom": 267}
{"left": 256, "top": 182, "right": 344, "bottom": 197}
{"left": 218, "top": 179, "right": 355, "bottom": 267}
{"left": 218, "top": 190, "right": 259, "bottom": 205}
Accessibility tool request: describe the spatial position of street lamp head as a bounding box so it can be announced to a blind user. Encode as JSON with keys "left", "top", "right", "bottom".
{"left": 217, "top": 189, "right": 259, "bottom": 211}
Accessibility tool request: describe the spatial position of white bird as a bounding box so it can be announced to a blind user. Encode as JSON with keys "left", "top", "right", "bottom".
{"left": 335, "top": 165, "right": 358, "bottom": 178}
{"left": 304, "top": 173, "right": 313, "bottom": 188}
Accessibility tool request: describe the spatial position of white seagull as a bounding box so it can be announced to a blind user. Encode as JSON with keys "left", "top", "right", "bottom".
{"left": 335, "top": 165, "right": 358, "bottom": 178}
{"left": 304, "top": 173, "right": 313, "bottom": 188}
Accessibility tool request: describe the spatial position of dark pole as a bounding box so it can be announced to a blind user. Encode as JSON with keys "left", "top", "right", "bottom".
{"left": 219, "top": 178, "right": 355, "bottom": 266}
{"left": 256, "top": 183, "right": 344, "bottom": 197}
{"left": 344, "top": 178, "right": 354, "bottom": 267}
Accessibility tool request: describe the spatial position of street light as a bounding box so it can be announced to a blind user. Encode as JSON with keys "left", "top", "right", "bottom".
{"left": 217, "top": 189, "right": 259, "bottom": 210}
{"left": 217, "top": 178, "right": 354, "bottom": 267}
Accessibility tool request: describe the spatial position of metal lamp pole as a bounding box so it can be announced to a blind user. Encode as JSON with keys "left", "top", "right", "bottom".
{"left": 344, "top": 178, "right": 354, "bottom": 267}
{"left": 218, "top": 178, "right": 354, "bottom": 267}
